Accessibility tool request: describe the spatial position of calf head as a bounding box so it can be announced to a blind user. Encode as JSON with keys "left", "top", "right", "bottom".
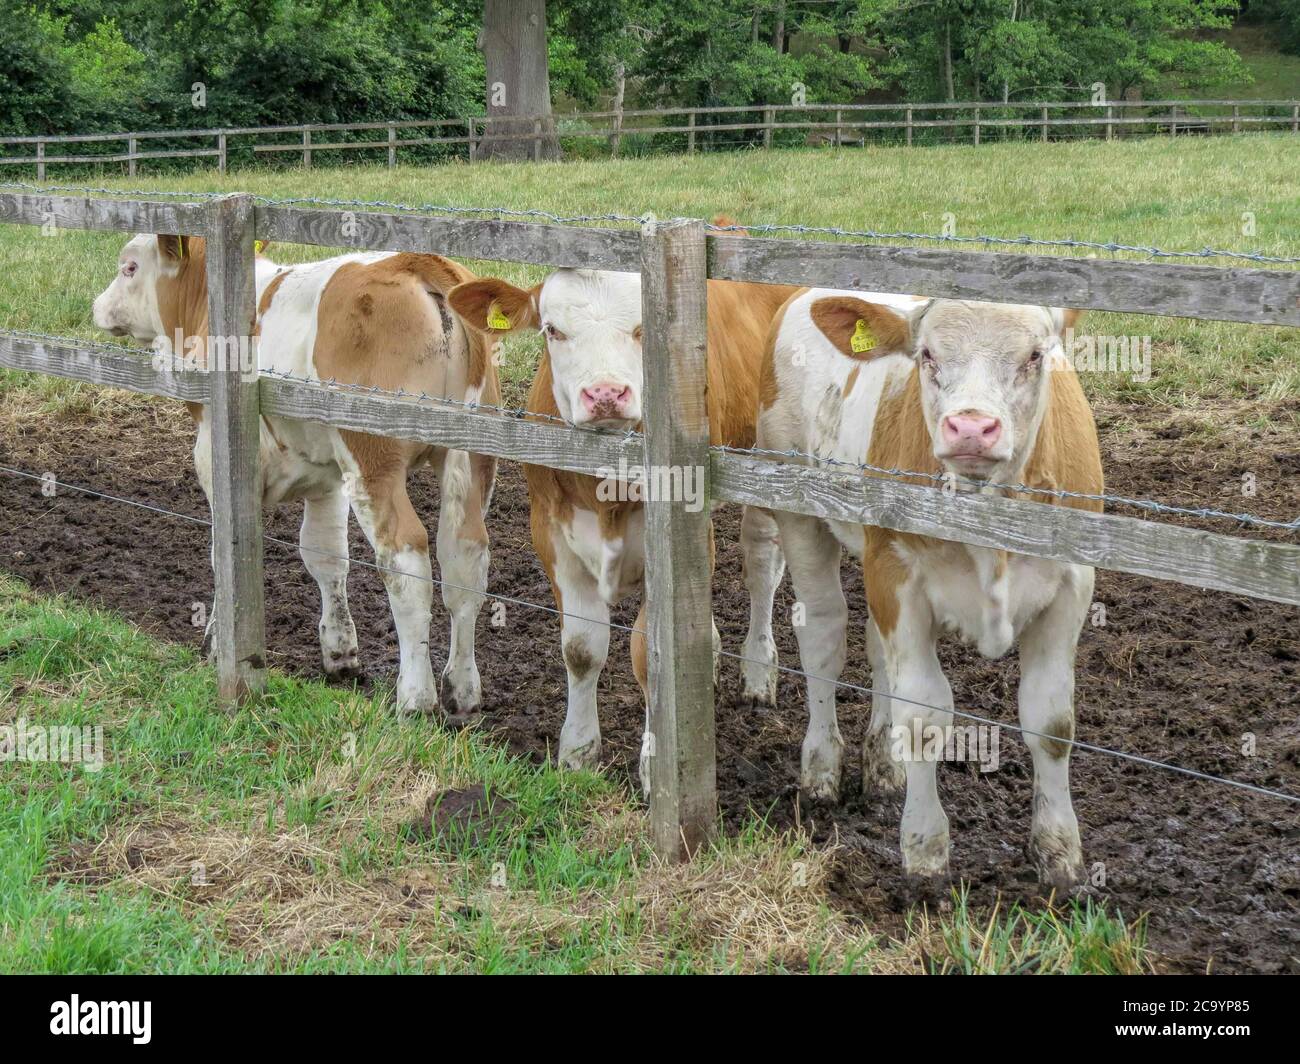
{"left": 92, "top": 234, "right": 199, "bottom": 342}
{"left": 94, "top": 234, "right": 274, "bottom": 345}
{"left": 811, "top": 296, "right": 1080, "bottom": 482}
{"left": 449, "top": 269, "right": 643, "bottom": 430}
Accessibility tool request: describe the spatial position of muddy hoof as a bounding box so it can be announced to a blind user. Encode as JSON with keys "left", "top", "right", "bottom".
{"left": 441, "top": 705, "right": 480, "bottom": 730}
{"left": 733, "top": 691, "right": 776, "bottom": 713}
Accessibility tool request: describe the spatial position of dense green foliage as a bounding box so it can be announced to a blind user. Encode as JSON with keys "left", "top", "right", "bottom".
{"left": 0, "top": 1, "right": 1289, "bottom": 135}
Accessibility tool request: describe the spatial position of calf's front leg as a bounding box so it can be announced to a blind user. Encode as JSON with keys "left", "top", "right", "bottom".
{"left": 300, "top": 487, "right": 360, "bottom": 677}
{"left": 1017, "top": 568, "right": 1092, "bottom": 890}
{"left": 772, "top": 511, "right": 848, "bottom": 802}
{"left": 435, "top": 448, "right": 493, "bottom": 718}
{"left": 347, "top": 472, "right": 439, "bottom": 717}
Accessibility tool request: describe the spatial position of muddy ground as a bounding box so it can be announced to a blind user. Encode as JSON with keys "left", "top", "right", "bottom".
{"left": 1, "top": 397, "right": 1296, "bottom": 973}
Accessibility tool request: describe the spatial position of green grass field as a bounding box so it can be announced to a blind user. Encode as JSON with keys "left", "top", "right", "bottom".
{"left": 0, "top": 575, "right": 1150, "bottom": 973}
{"left": 0, "top": 134, "right": 1292, "bottom": 972}
{"left": 1, "top": 133, "right": 1297, "bottom": 417}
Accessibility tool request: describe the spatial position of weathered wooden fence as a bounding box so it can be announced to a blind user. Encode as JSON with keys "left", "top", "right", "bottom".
{"left": 0, "top": 189, "right": 1297, "bottom": 859}
{"left": 3, "top": 98, "right": 1298, "bottom": 175}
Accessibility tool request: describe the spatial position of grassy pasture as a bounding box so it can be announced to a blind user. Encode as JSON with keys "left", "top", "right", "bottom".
{"left": 0, "top": 575, "right": 1150, "bottom": 973}
{"left": 0, "top": 134, "right": 1292, "bottom": 972}
{"left": 0, "top": 133, "right": 1297, "bottom": 419}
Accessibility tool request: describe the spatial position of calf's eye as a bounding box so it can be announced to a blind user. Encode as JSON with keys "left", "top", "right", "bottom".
{"left": 544, "top": 323, "right": 565, "bottom": 341}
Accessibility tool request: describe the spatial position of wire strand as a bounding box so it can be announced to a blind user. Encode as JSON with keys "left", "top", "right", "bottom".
{"left": 2, "top": 461, "right": 1295, "bottom": 805}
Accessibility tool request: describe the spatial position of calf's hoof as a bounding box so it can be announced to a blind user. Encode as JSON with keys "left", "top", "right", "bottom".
{"left": 800, "top": 738, "right": 844, "bottom": 804}
{"left": 902, "top": 830, "right": 951, "bottom": 882}
{"left": 861, "top": 743, "right": 906, "bottom": 795}
{"left": 438, "top": 669, "right": 482, "bottom": 727}
{"left": 558, "top": 735, "right": 601, "bottom": 772}
{"left": 323, "top": 646, "right": 361, "bottom": 679}
{"left": 394, "top": 681, "right": 440, "bottom": 720}
{"left": 734, "top": 688, "right": 776, "bottom": 713}
{"left": 1030, "top": 832, "right": 1085, "bottom": 895}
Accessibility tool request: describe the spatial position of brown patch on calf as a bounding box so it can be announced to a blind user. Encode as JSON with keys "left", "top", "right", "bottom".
{"left": 1020, "top": 361, "right": 1104, "bottom": 511}
{"left": 1039, "top": 715, "right": 1075, "bottom": 760}
{"left": 563, "top": 639, "right": 597, "bottom": 680}
{"left": 842, "top": 365, "right": 860, "bottom": 398}
{"left": 759, "top": 288, "right": 807, "bottom": 411}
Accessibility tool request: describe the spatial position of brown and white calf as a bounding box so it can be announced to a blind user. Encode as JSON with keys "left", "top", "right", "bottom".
{"left": 449, "top": 266, "right": 799, "bottom": 781}
{"left": 758, "top": 290, "right": 1103, "bottom": 888}
{"left": 92, "top": 234, "right": 499, "bottom": 717}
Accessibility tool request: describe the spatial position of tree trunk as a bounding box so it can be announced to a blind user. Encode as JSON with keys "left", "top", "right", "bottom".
{"left": 772, "top": 2, "right": 785, "bottom": 54}
{"left": 943, "top": 21, "right": 955, "bottom": 102}
{"left": 610, "top": 60, "right": 625, "bottom": 156}
{"left": 480, "top": 0, "right": 561, "bottom": 161}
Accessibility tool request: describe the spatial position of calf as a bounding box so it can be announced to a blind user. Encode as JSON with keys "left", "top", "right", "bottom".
{"left": 758, "top": 290, "right": 1102, "bottom": 888}
{"left": 92, "top": 235, "right": 499, "bottom": 717}
{"left": 448, "top": 264, "right": 799, "bottom": 782}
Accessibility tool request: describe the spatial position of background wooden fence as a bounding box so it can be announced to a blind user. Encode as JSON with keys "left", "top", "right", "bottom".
{"left": 2, "top": 98, "right": 1298, "bottom": 176}
{"left": 0, "top": 189, "right": 1296, "bottom": 859}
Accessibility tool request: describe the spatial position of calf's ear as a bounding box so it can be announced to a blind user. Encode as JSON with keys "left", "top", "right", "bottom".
{"left": 447, "top": 278, "right": 540, "bottom": 333}
{"left": 810, "top": 296, "right": 912, "bottom": 360}
{"left": 1050, "top": 308, "right": 1083, "bottom": 334}
{"left": 157, "top": 234, "right": 188, "bottom": 262}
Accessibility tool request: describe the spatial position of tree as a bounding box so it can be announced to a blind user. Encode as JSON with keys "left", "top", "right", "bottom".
{"left": 479, "top": 0, "right": 562, "bottom": 160}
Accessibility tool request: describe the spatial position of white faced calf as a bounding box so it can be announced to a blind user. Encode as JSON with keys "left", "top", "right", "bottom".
{"left": 449, "top": 269, "right": 800, "bottom": 784}
{"left": 758, "top": 291, "right": 1103, "bottom": 888}
{"left": 93, "top": 235, "right": 499, "bottom": 719}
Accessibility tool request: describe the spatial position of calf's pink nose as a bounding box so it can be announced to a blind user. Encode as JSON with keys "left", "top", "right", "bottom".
{"left": 941, "top": 412, "right": 1002, "bottom": 453}
{"left": 580, "top": 381, "right": 632, "bottom": 414}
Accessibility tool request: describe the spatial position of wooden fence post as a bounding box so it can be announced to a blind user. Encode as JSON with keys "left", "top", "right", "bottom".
{"left": 687, "top": 111, "right": 696, "bottom": 155}
{"left": 36, "top": 141, "right": 45, "bottom": 181}
{"left": 1232, "top": 104, "right": 1241, "bottom": 134}
{"left": 387, "top": 124, "right": 397, "bottom": 168}
{"left": 1041, "top": 105, "right": 1049, "bottom": 143}
{"left": 128, "top": 135, "right": 137, "bottom": 177}
{"left": 972, "top": 105, "right": 981, "bottom": 145}
{"left": 1170, "top": 105, "right": 1178, "bottom": 137}
{"left": 302, "top": 129, "right": 312, "bottom": 168}
{"left": 218, "top": 132, "right": 228, "bottom": 173}
{"left": 1292, "top": 103, "right": 1299, "bottom": 133}
{"left": 905, "top": 107, "right": 913, "bottom": 146}
{"left": 467, "top": 118, "right": 476, "bottom": 162}
{"left": 763, "top": 107, "right": 774, "bottom": 149}
{"left": 1106, "top": 105, "right": 1114, "bottom": 142}
{"left": 639, "top": 216, "right": 715, "bottom": 861}
{"left": 205, "top": 193, "right": 266, "bottom": 708}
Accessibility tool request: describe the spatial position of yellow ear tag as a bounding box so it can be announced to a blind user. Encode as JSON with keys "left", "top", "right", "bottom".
{"left": 254, "top": 240, "right": 266, "bottom": 255}
{"left": 486, "top": 302, "right": 512, "bottom": 331}
{"left": 850, "top": 318, "right": 874, "bottom": 353}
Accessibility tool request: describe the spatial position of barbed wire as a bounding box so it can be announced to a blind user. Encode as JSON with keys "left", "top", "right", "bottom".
{"left": 4, "top": 179, "right": 1298, "bottom": 265}
{"left": 2, "top": 326, "right": 1291, "bottom": 532}
{"left": 706, "top": 220, "right": 1300, "bottom": 265}
{"left": 715, "top": 442, "right": 1300, "bottom": 532}
{"left": 1, "top": 460, "right": 1297, "bottom": 805}
{"left": 0, "top": 180, "right": 222, "bottom": 200}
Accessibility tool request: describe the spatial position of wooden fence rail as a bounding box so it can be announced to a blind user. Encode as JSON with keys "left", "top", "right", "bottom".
{"left": 2, "top": 98, "right": 1296, "bottom": 175}
{"left": 0, "top": 190, "right": 1297, "bottom": 858}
